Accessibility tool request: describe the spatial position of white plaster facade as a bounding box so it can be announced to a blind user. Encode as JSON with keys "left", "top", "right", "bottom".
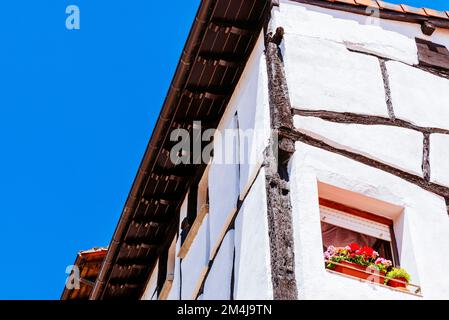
{"left": 141, "top": 0, "right": 449, "bottom": 300}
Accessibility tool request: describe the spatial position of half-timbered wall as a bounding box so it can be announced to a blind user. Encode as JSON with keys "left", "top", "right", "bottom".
{"left": 142, "top": 0, "right": 449, "bottom": 300}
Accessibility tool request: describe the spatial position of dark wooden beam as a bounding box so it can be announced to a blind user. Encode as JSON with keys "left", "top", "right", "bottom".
{"left": 209, "top": 20, "right": 256, "bottom": 36}
{"left": 184, "top": 89, "right": 227, "bottom": 100}
{"left": 197, "top": 56, "right": 240, "bottom": 68}
{"left": 122, "top": 242, "right": 158, "bottom": 251}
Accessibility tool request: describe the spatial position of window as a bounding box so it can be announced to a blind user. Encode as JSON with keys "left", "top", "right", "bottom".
{"left": 320, "top": 198, "right": 399, "bottom": 266}
{"left": 416, "top": 38, "right": 449, "bottom": 71}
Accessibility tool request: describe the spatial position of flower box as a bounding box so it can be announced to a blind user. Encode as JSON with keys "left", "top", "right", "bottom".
{"left": 324, "top": 243, "right": 411, "bottom": 288}
{"left": 327, "top": 261, "right": 386, "bottom": 284}
{"left": 386, "top": 277, "right": 408, "bottom": 289}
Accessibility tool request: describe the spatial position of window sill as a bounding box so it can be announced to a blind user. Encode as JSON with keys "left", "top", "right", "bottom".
{"left": 325, "top": 269, "right": 423, "bottom": 297}
{"left": 178, "top": 204, "right": 209, "bottom": 259}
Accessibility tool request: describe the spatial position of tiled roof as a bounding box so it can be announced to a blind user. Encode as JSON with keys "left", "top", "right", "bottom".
{"left": 61, "top": 247, "right": 108, "bottom": 300}
{"left": 325, "top": 0, "right": 449, "bottom": 20}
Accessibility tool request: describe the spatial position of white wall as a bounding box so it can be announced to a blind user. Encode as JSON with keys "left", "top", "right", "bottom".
{"left": 294, "top": 115, "right": 424, "bottom": 176}
{"left": 166, "top": 236, "right": 182, "bottom": 300}
{"left": 289, "top": 142, "right": 449, "bottom": 299}
{"left": 278, "top": 0, "right": 449, "bottom": 300}
{"left": 181, "top": 214, "right": 210, "bottom": 300}
{"left": 203, "top": 230, "right": 235, "bottom": 300}
{"left": 283, "top": 34, "right": 389, "bottom": 115}
{"left": 208, "top": 32, "right": 270, "bottom": 259}
{"left": 430, "top": 134, "right": 449, "bottom": 187}
{"left": 208, "top": 113, "right": 239, "bottom": 259}
{"left": 275, "top": 0, "right": 449, "bottom": 121}
{"left": 233, "top": 168, "right": 273, "bottom": 300}
{"left": 140, "top": 260, "right": 159, "bottom": 300}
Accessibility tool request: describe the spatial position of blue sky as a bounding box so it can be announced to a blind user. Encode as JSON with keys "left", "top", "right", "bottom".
{"left": 389, "top": 0, "right": 447, "bottom": 10}
{"left": 0, "top": 0, "right": 199, "bottom": 300}
{"left": 0, "top": 0, "right": 446, "bottom": 300}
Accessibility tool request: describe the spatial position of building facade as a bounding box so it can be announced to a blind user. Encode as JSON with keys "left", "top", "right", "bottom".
{"left": 81, "top": 0, "right": 449, "bottom": 300}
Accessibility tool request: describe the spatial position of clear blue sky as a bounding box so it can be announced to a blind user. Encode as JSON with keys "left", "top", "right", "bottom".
{"left": 0, "top": 0, "right": 446, "bottom": 300}
{"left": 0, "top": 0, "right": 199, "bottom": 300}
{"left": 388, "top": 0, "right": 447, "bottom": 10}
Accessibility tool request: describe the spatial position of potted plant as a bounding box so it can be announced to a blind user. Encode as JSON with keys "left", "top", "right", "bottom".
{"left": 324, "top": 242, "right": 416, "bottom": 288}
{"left": 385, "top": 268, "right": 411, "bottom": 289}
{"left": 324, "top": 243, "right": 388, "bottom": 284}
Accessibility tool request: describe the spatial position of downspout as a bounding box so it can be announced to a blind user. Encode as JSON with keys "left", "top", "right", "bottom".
{"left": 90, "top": 0, "right": 216, "bottom": 300}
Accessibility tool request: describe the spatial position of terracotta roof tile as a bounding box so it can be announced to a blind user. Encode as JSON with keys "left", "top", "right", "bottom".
{"left": 324, "top": 1, "right": 449, "bottom": 21}
{"left": 400, "top": 4, "right": 427, "bottom": 16}
{"left": 423, "top": 8, "right": 448, "bottom": 19}
{"left": 332, "top": 0, "right": 357, "bottom": 5}
{"left": 375, "top": 1, "right": 404, "bottom": 13}
{"left": 354, "top": 0, "right": 378, "bottom": 8}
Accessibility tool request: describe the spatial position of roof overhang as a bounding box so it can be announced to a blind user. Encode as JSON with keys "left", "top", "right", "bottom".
{"left": 90, "top": 0, "right": 272, "bottom": 300}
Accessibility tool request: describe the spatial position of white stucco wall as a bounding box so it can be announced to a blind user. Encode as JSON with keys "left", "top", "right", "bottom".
{"left": 181, "top": 214, "right": 210, "bottom": 300}
{"left": 387, "top": 61, "right": 449, "bottom": 130}
{"left": 203, "top": 230, "right": 235, "bottom": 300}
{"left": 234, "top": 36, "right": 271, "bottom": 199}
{"left": 294, "top": 115, "right": 424, "bottom": 176}
{"left": 275, "top": 0, "right": 449, "bottom": 63}
{"left": 233, "top": 168, "right": 273, "bottom": 300}
{"left": 208, "top": 113, "right": 239, "bottom": 260}
{"left": 289, "top": 142, "right": 449, "bottom": 299}
{"left": 279, "top": 1, "right": 449, "bottom": 299}
{"left": 208, "top": 32, "right": 270, "bottom": 259}
{"left": 166, "top": 236, "right": 182, "bottom": 300}
{"left": 141, "top": 260, "right": 159, "bottom": 300}
{"left": 275, "top": 0, "right": 449, "bottom": 130}
{"left": 283, "top": 34, "right": 388, "bottom": 115}
{"left": 274, "top": 0, "right": 420, "bottom": 65}
{"left": 430, "top": 134, "right": 449, "bottom": 188}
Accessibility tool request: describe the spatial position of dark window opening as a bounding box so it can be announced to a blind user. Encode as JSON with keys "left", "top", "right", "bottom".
{"left": 156, "top": 248, "right": 168, "bottom": 297}
{"left": 187, "top": 186, "right": 198, "bottom": 228}
{"left": 180, "top": 186, "right": 198, "bottom": 246}
{"left": 321, "top": 222, "right": 394, "bottom": 264}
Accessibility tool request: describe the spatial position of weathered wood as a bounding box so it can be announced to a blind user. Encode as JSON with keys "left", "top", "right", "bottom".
{"left": 292, "top": 109, "right": 449, "bottom": 135}
{"left": 282, "top": 128, "right": 449, "bottom": 199}
{"left": 264, "top": 26, "right": 298, "bottom": 300}
{"left": 422, "top": 133, "right": 431, "bottom": 182}
{"left": 417, "top": 38, "right": 449, "bottom": 70}
{"left": 379, "top": 58, "right": 395, "bottom": 120}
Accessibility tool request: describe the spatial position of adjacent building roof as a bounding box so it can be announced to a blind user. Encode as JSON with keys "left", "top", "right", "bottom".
{"left": 87, "top": 0, "right": 449, "bottom": 300}
{"left": 61, "top": 248, "right": 108, "bottom": 300}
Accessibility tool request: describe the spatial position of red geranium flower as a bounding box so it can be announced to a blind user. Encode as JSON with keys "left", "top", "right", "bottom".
{"left": 348, "top": 243, "right": 360, "bottom": 252}
{"left": 358, "top": 246, "right": 374, "bottom": 257}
